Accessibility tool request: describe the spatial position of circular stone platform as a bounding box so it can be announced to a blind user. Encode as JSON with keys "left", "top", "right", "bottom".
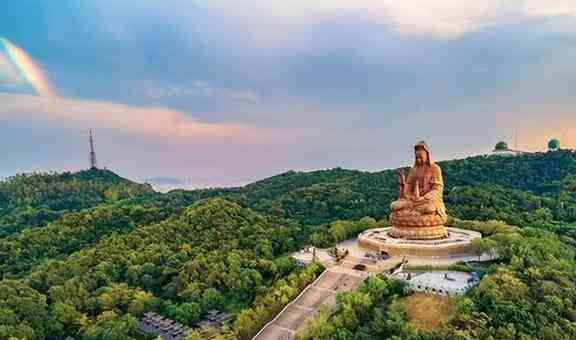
{"left": 358, "top": 227, "right": 481, "bottom": 257}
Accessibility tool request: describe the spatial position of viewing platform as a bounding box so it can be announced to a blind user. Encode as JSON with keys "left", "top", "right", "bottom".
{"left": 358, "top": 227, "right": 481, "bottom": 257}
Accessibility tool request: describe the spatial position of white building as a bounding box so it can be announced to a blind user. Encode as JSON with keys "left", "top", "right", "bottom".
{"left": 394, "top": 271, "right": 480, "bottom": 296}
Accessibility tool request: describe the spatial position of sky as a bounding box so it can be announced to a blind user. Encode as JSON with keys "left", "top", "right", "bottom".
{"left": 1, "top": 1, "right": 575, "bottom": 189}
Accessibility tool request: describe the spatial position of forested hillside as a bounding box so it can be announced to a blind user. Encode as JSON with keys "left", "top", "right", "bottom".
{"left": 1, "top": 199, "right": 316, "bottom": 338}
{"left": 231, "top": 150, "right": 576, "bottom": 227}
{"left": 0, "top": 169, "right": 154, "bottom": 237}
{"left": 297, "top": 221, "right": 576, "bottom": 340}
{"left": 1, "top": 150, "right": 576, "bottom": 339}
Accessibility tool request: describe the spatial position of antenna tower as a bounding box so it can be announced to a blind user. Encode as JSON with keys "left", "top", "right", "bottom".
{"left": 89, "top": 129, "right": 98, "bottom": 170}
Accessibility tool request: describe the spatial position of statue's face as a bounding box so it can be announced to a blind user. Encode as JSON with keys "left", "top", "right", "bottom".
{"left": 415, "top": 149, "right": 428, "bottom": 165}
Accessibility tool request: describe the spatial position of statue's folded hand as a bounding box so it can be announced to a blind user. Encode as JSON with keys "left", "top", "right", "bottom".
{"left": 411, "top": 197, "right": 430, "bottom": 207}
{"left": 391, "top": 198, "right": 413, "bottom": 212}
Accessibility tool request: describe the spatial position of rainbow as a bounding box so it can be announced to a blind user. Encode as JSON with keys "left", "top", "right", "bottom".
{"left": 0, "top": 37, "right": 58, "bottom": 98}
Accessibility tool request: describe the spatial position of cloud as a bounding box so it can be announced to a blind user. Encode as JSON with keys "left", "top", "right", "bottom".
{"left": 72, "top": 0, "right": 575, "bottom": 64}
{"left": 2, "top": 0, "right": 575, "bottom": 188}
{"left": 141, "top": 80, "right": 260, "bottom": 103}
{"left": 0, "top": 93, "right": 283, "bottom": 143}
{"left": 182, "top": 0, "right": 576, "bottom": 42}
{"left": 522, "top": 0, "right": 576, "bottom": 17}
{"left": 371, "top": 0, "right": 512, "bottom": 38}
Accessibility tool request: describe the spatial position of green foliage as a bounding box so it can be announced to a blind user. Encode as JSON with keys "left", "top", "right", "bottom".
{"left": 1, "top": 150, "right": 576, "bottom": 338}
{"left": 301, "top": 222, "right": 576, "bottom": 340}
{"left": 326, "top": 247, "right": 347, "bottom": 262}
{"left": 227, "top": 150, "right": 576, "bottom": 227}
{"left": 494, "top": 141, "right": 508, "bottom": 151}
{"left": 7, "top": 200, "right": 262, "bottom": 337}
{"left": 549, "top": 138, "right": 561, "bottom": 151}
{"left": 0, "top": 203, "right": 173, "bottom": 277}
{"left": 0, "top": 198, "right": 315, "bottom": 338}
{"left": 82, "top": 312, "right": 139, "bottom": 340}
{"left": 309, "top": 217, "right": 383, "bottom": 248}
{"left": 435, "top": 227, "right": 576, "bottom": 339}
{"left": 448, "top": 218, "right": 518, "bottom": 236}
{"left": 0, "top": 169, "right": 154, "bottom": 237}
{"left": 233, "top": 262, "right": 324, "bottom": 339}
{"left": 296, "top": 275, "right": 412, "bottom": 340}
{"left": 164, "top": 301, "right": 202, "bottom": 325}
{"left": 0, "top": 279, "right": 54, "bottom": 339}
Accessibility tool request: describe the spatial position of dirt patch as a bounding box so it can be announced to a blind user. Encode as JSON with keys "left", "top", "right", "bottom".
{"left": 399, "top": 292, "right": 456, "bottom": 331}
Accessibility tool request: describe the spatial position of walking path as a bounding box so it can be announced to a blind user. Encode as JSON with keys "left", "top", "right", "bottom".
{"left": 253, "top": 267, "right": 366, "bottom": 340}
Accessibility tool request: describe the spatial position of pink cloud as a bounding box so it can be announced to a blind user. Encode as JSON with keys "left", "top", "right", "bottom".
{"left": 0, "top": 93, "right": 285, "bottom": 144}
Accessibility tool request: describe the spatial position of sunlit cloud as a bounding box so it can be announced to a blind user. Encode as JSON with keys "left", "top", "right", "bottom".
{"left": 0, "top": 93, "right": 285, "bottom": 143}
{"left": 0, "top": 38, "right": 58, "bottom": 97}
{"left": 187, "top": 0, "right": 576, "bottom": 41}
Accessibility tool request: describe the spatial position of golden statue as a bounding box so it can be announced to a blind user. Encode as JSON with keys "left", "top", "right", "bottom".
{"left": 389, "top": 141, "right": 448, "bottom": 239}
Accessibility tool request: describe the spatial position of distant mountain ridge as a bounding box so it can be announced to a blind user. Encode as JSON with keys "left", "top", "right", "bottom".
{"left": 2, "top": 151, "right": 575, "bottom": 238}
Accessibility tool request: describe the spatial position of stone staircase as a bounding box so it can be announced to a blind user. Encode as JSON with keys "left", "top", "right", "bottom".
{"left": 253, "top": 269, "right": 365, "bottom": 340}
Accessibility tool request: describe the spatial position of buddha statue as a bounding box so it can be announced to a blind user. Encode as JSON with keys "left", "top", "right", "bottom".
{"left": 389, "top": 141, "right": 448, "bottom": 239}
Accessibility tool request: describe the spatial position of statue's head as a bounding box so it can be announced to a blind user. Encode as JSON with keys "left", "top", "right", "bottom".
{"left": 414, "top": 141, "right": 431, "bottom": 166}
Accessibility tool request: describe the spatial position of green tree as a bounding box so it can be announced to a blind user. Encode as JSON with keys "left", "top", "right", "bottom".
{"left": 548, "top": 138, "right": 561, "bottom": 151}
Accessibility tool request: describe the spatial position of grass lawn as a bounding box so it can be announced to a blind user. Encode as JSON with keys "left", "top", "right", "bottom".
{"left": 399, "top": 292, "right": 457, "bottom": 331}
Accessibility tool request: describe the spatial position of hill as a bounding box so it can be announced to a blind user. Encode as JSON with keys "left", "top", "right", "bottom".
{"left": 231, "top": 150, "right": 576, "bottom": 227}
{"left": 4, "top": 150, "right": 574, "bottom": 241}
{"left": 0, "top": 198, "right": 316, "bottom": 339}
{"left": 1, "top": 150, "right": 576, "bottom": 338}
{"left": 0, "top": 169, "right": 154, "bottom": 237}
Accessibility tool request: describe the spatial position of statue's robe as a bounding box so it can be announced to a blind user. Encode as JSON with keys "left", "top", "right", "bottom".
{"left": 391, "top": 163, "right": 447, "bottom": 220}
